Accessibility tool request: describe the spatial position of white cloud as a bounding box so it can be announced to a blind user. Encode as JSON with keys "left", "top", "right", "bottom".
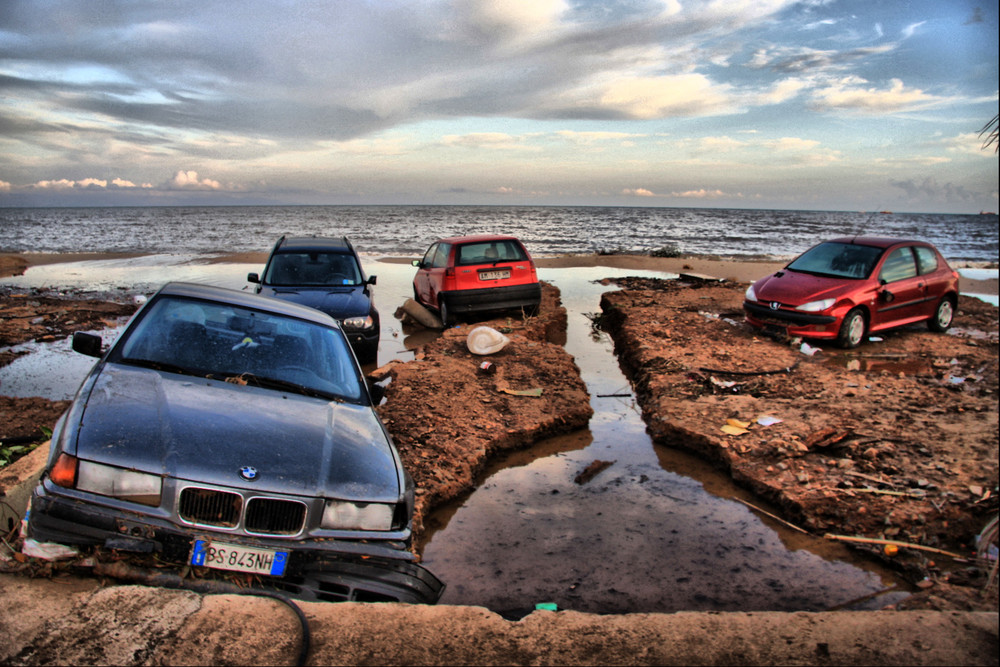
{"left": 900, "top": 21, "right": 925, "bottom": 39}
{"left": 670, "top": 188, "right": 731, "bottom": 199}
{"left": 0, "top": 180, "right": 11, "bottom": 192}
{"left": 810, "top": 77, "right": 944, "bottom": 114}
{"left": 168, "top": 170, "right": 222, "bottom": 190}
{"left": 598, "top": 74, "right": 736, "bottom": 119}
{"left": 441, "top": 133, "right": 535, "bottom": 150}
{"left": 765, "top": 137, "right": 821, "bottom": 151}
{"left": 623, "top": 188, "right": 657, "bottom": 197}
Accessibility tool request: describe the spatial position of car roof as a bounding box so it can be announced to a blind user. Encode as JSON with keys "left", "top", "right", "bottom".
{"left": 824, "top": 236, "right": 936, "bottom": 249}
{"left": 276, "top": 236, "right": 354, "bottom": 253}
{"left": 155, "top": 282, "right": 340, "bottom": 327}
{"left": 434, "top": 234, "right": 522, "bottom": 245}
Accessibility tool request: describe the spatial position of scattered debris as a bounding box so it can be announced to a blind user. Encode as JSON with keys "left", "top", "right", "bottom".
{"left": 574, "top": 460, "right": 616, "bottom": 485}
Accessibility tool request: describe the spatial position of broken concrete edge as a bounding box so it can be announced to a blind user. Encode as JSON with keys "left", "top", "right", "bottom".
{"left": 2, "top": 577, "right": 997, "bottom": 666}
{"left": 0, "top": 440, "right": 49, "bottom": 529}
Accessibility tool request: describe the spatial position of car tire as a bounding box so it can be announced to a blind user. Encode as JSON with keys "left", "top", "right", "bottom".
{"left": 836, "top": 307, "right": 867, "bottom": 349}
{"left": 438, "top": 296, "right": 451, "bottom": 327}
{"left": 927, "top": 296, "right": 955, "bottom": 332}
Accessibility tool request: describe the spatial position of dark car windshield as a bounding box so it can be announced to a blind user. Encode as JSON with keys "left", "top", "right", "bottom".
{"left": 456, "top": 240, "right": 527, "bottom": 266}
{"left": 265, "top": 251, "right": 363, "bottom": 286}
{"left": 786, "top": 242, "right": 883, "bottom": 279}
{"left": 113, "top": 295, "right": 365, "bottom": 402}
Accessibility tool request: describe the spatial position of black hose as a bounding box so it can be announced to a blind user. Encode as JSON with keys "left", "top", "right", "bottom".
{"left": 93, "top": 561, "right": 311, "bottom": 666}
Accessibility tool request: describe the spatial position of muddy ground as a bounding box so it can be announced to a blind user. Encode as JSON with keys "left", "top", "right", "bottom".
{"left": 600, "top": 277, "right": 998, "bottom": 611}
{"left": 1, "top": 271, "right": 997, "bottom": 612}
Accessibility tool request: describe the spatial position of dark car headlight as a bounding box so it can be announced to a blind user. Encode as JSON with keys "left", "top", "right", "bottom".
{"left": 321, "top": 501, "right": 394, "bottom": 530}
{"left": 51, "top": 453, "right": 162, "bottom": 507}
{"left": 341, "top": 315, "right": 374, "bottom": 331}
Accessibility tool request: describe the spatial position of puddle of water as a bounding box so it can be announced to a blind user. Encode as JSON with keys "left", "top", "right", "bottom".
{"left": 419, "top": 268, "right": 911, "bottom": 615}
{"left": 3, "top": 259, "right": 911, "bottom": 614}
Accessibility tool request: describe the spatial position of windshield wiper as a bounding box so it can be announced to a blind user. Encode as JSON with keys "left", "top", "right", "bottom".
{"left": 122, "top": 358, "right": 197, "bottom": 376}
{"left": 208, "top": 372, "right": 342, "bottom": 401}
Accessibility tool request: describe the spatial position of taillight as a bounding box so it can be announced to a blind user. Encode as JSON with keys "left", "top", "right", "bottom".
{"left": 50, "top": 453, "right": 79, "bottom": 488}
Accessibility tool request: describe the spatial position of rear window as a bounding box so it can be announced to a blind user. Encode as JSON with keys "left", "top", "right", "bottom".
{"left": 266, "top": 251, "right": 362, "bottom": 286}
{"left": 455, "top": 240, "right": 527, "bottom": 266}
{"left": 914, "top": 246, "right": 939, "bottom": 275}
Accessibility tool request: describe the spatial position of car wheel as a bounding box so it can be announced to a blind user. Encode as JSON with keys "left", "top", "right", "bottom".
{"left": 438, "top": 296, "right": 451, "bottom": 327}
{"left": 927, "top": 296, "right": 955, "bottom": 332}
{"left": 836, "top": 308, "right": 867, "bottom": 349}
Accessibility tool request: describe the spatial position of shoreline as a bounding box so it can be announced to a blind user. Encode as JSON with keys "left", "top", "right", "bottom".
{"left": 1, "top": 251, "right": 997, "bottom": 295}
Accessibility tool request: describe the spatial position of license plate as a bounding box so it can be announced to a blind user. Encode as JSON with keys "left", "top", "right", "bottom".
{"left": 479, "top": 269, "right": 510, "bottom": 281}
{"left": 190, "top": 539, "right": 288, "bottom": 576}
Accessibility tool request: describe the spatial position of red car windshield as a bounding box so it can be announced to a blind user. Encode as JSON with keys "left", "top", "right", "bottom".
{"left": 786, "top": 242, "right": 883, "bottom": 279}
{"left": 455, "top": 240, "right": 527, "bottom": 266}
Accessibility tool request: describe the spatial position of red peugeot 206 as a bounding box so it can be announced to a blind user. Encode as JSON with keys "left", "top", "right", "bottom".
{"left": 412, "top": 234, "right": 541, "bottom": 326}
{"left": 743, "top": 236, "right": 960, "bottom": 348}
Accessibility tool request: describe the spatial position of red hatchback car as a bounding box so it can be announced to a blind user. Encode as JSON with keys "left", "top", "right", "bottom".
{"left": 412, "top": 234, "right": 541, "bottom": 325}
{"left": 744, "top": 237, "right": 960, "bottom": 348}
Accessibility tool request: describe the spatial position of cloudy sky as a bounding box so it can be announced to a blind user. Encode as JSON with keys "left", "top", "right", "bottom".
{"left": 1, "top": 0, "right": 997, "bottom": 212}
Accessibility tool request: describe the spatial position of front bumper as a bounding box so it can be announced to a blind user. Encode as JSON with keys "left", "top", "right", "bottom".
{"left": 27, "top": 487, "right": 443, "bottom": 604}
{"left": 446, "top": 283, "right": 541, "bottom": 314}
{"left": 743, "top": 300, "right": 841, "bottom": 339}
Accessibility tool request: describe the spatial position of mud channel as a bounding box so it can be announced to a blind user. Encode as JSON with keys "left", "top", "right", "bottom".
{"left": 2, "top": 258, "right": 912, "bottom": 615}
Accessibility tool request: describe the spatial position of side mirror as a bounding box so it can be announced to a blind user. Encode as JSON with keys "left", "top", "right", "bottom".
{"left": 411, "top": 260, "right": 422, "bottom": 268}
{"left": 367, "top": 275, "right": 377, "bottom": 286}
{"left": 72, "top": 332, "right": 104, "bottom": 358}
{"left": 247, "top": 272, "right": 260, "bottom": 284}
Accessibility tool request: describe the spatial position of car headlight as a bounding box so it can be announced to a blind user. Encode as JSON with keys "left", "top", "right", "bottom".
{"left": 321, "top": 501, "right": 394, "bottom": 530}
{"left": 341, "top": 316, "right": 374, "bottom": 331}
{"left": 744, "top": 285, "right": 757, "bottom": 302}
{"left": 75, "top": 459, "right": 162, "bottom": 506}
{"left": 795, "top": 298, "right": 836, "bottom": 312}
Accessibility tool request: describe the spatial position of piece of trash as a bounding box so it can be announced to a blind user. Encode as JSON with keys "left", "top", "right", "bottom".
{"left": 799, "top": 341, "right": 820, "bottom": 356}
{"left": 883, "top": 544, "right": 899, "bottom": 557}
{"left": 710, "top": 376, "right": 737, "bottom": 389}
{"left": 575, "top": 459, "right": 615, "bottom": 484}
{"left": 948, "top": 376, "right": 966, "bottom": 384}
{"left": 501, "top": 387, "right": 543, "bottom": 397}
{"left": 21, "top": 538, "right": 79, "bottom": 561}
{"left": 727, "top": 418, "right": 751, "bottom": 429}
{"left": 467, "top": 326, "right": 510, "bottom": 355}
{"left": 232, "top": 336, "right": 259, "bottom": 351}
{"left": 535, "top": 602, "right": 558, "bottom": 611}
{"left": 846, "top": 359, "right": 861, "bottom": 371}
{"left": 756, "top": 415, "right": 783, "bottom": 427}
{"left": 721, "top": 419, "right": 749, "bottom": 436}
{"left": 868, "top": 336, "right": 883, "bottom": 342}
{"left": 478, "top": 361, "right": 497, "bottom": 375}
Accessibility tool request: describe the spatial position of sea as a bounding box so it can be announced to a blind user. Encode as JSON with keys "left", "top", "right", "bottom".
{"left": 1, "top": 205, "right": 997, "bottom": 263}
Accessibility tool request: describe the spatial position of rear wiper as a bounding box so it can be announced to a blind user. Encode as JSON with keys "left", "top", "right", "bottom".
{"left": 208, "top": 372, "right": 341, "bottom": 401}
{"left": 122, "top": 358, "right": 196, "bottom": 376}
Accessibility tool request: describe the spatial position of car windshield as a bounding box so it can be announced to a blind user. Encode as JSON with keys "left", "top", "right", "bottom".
{"left": 113, "top": 295, "right": 365, "bottom": 402}
{"left": 786, "top": 242, "right": 883, "bottom": 279}
{"left": 455, "top": 240, "right": 527, "bottom": 266}
{"left": 265, "top": 251, "right": 362, "bottom": 286}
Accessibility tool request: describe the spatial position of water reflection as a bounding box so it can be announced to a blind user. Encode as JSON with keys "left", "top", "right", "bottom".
{"left": 419, "top": 267, "right": 911, "bottom": 615}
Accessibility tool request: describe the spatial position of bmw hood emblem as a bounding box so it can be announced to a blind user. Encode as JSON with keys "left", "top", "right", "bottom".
{"left": 239, "top": 466, "right": 259, "bottom": 481}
